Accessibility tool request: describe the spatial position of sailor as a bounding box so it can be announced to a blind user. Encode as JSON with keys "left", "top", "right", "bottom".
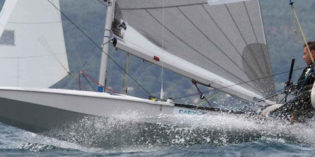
{"left": 296, "top": 41, "right": 315, "bottom": 89}
{"left": 266, "top": 41, "right": 315, "bottom": 122}
{"left": 282, "top": 41, "right": 315, "bottom": 121}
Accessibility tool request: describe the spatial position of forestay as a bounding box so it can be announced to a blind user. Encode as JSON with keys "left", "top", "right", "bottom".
{"left": 0, "top": 0, "right": 69, "bottom": 88}
{"left": 113, "top": 0, "right": 275, "bottom": 103}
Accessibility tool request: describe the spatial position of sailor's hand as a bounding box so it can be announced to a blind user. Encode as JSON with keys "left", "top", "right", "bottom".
{"left": 285, "top": 81, "right": 293, "bottom": 87}
{"left": 284, "top": 81, "right": 296, "bottom": 94}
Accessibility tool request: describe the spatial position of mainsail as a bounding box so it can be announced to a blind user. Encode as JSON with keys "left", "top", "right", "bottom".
{"left": 113, "top": 0, "right": 275, "bottom": 103}
{"left": 0, "top": 0, "right": 68, "bottom": 88}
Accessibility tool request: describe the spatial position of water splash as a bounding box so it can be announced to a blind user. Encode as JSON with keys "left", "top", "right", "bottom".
{"left": 36, "top": 111, "right": 315, "bottom": 150}
{"left": 0, "top": 109, "right": 314, "bottom": 153}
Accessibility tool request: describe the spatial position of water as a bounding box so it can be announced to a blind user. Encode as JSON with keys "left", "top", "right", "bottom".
{"left": 0, "top": 113, "right": 315, "bottom": 156}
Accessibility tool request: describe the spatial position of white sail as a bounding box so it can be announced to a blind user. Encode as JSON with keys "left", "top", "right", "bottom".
{"left": 0, "top": 0, "right": 69, "bottom": 88}
{"left": 0, "top": 0, "right": 18, "bottom": 36}
{"left": 114, "top": 0, "right": 275, "bottom": 103}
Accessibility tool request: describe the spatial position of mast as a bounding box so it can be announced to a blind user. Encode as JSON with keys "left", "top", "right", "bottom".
{"left": 98, "top": 0, "right": 115, "bottom": 92}
{"left": 160, "top": 66, "right": 164, "bottom": 100}
{"left": 124, "top": 53, "right": 129, "bottom": 94}
{"left": 113, "top": 0, "right": 276, "bottom": 104}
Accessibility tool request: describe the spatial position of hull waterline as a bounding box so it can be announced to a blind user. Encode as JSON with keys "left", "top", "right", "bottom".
{"left": 0, "top": 87, "right": 211, "bottom": 133}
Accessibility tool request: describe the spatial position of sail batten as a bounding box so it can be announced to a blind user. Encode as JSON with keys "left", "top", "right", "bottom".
{"left": 115, "top": 0, "right": 276, "bottom": 103}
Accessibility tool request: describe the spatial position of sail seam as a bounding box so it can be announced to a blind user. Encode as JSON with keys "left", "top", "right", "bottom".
{"left": 243, "top": 1, "right": 274, "bottom": 94}
{"left": 224, "top": 4, "right": 258, "bottom": 76}
{"left": 201, "top": 4, "right": 261, "bottom": 91}
{"left": 257, "top": 0, "right": 273, "bottom": 75}
{"left": 177, "top": 6, "right": 258, "bottom": 91}
{"left": 119, "top": 2, "right": 207, "bottom": 10}
{"left": 225, "top": 3, "right": 266, "bottom": 93}
{"left": 243, "top": 1, "right": 269, "bottom": 75}
{"left": 145, "top": 8, "right": 257, "bottom": 92}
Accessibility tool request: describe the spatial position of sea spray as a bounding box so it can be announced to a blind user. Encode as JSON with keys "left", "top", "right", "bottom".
{"left": 34, "top": 110, "right": 315, "bottom": 149}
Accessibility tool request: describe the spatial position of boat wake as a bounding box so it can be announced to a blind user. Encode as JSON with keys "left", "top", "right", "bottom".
{"left": 1, "top": 109, "right": 315, "bottom": 152}
{"left": 35, "top": 110, "right": 315, "bottom": 150}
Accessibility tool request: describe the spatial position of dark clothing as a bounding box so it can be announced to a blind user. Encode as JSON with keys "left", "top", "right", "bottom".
{"left": 277, "top": 91, "right": 314, "bottom": 122}
{"left": 297, "top": 65, "right": 315, "bottom": 90}
{"left": 272, "top": 66, "right": 315, "bottom": 122}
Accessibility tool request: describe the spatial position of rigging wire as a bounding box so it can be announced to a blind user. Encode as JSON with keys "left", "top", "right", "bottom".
{"left": 173, "top": 66, "right": 305, "bottom": 100}
{"left": 196, "top": 91, "right": 220, "bottom": 107}
{"left": 48, "top": 0, "right": 308, "bottom": 102}
{"left": 138, "top": 2, "right": 269, "bottom": 94}
{"left": 256, "top": 88, "right": 285, "bottom": 103}
{"left": 172, "top": 1, "right": 312, "bottom": 101}
{"left": 145, "top": 9, "right": 262, "bottom": 94}
{"left": 81, "top": 73, "right": 96, "bottom": 90}
{"left": 289, "top": 0, "right": 313, "bottom": 63}
{"left": 47, "top": 0, "right": 153, "bottom": 97}
{"left": 224, "top": 3, "right": 266, "bottom": 80}
{"left": 99, "top": 0, "right": 276, "bottom": 98}
{"left": 79, "top": 70, "right": 120, "bottom": 93}
{"left": 201, "top": 4, "right": 262, "bottom": 85}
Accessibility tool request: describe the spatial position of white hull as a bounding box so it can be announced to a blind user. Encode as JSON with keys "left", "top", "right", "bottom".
{"left": 0, "top": 87, "right": 212, "bottom": 133}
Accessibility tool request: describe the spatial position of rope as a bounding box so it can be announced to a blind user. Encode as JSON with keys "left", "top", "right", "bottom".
{"left": 196, "top": 91, "right": 219, "bottom": 107}
{"left": 289, "top": 1, "right": 313, "bottom": 63}
{"left": 192, "top": 80, "right": 211, "bottom": 106}
{"left": 173, "top": 66, "right": 305, "bottom": 100}
{"left": 48, "top": 0, "right": 154, "bottom": 97}
{"left": 124, "top": 53, "right": 129, "bottom": 94}
{"left": 258, "top": 88, "right": 285, "bottom": 103}
{"left": 48, "top": 0, "right": 310, "bottom": 102}
{"left": 78, "top": 71, "right": 81, "bottom": 90}
{"left": 79, "top": 70, "right": 120, "bottom": 94}
{"left": 82, "top": 73, "right": 98, "bottom": 91}
{"left": 293, "top": 16, "right": 301, "bottom": 42}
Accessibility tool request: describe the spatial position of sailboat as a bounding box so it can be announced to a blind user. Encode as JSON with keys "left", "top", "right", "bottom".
{"left": 0, "top": 0, "right": 288, "bottom": 137}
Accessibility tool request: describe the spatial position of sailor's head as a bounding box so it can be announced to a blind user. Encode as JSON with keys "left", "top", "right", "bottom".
{"left": 303, "top": 41, "right": 315, "bottom": 65}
